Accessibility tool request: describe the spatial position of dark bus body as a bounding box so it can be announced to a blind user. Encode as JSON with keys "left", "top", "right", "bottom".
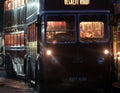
{"left": 4, "top": 0, "right": 116, "bottom": 93}
{"left": 32, "top": 0, "right": 115, "bottom": 92}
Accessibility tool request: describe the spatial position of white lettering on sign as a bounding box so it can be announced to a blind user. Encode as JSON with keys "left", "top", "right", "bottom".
{"left": 64, "top": 0, "right": 79, "bottom": 5}
{"left": 64, "top": 0, "right": 90, "bottom": 5}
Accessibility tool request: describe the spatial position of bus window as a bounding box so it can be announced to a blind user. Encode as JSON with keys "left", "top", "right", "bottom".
{"left": 79, "top": 14, "right": 109, "bottom": 43}
{"left": 46, "top": 15, "right": 76, "bottom": 43}
{"left": 80, "top": 22, "right": 104, "bottom": 38}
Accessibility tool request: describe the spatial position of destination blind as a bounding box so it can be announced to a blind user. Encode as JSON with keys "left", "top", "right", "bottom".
{"left": 64, "top": 0, "right": 90, "bottom": 5}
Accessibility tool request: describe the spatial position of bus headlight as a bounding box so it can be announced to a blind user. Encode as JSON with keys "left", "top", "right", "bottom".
{"left": 104, "top": 49, "right": 109, "bottom": 55}
{"left": 46, "top": 50, "right": 52, "bottom": 56}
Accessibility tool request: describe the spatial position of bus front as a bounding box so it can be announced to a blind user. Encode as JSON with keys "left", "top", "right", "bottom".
{"left": 37, "top": 0, "right": 115, "bottom": 92}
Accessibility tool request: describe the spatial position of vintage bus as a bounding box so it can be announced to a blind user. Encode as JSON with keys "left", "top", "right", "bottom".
{"left": 4, "top": 0, "right": 116, "bottom": 93}
{"left": 3, "top": 0, "right": 26, "bottom": 77}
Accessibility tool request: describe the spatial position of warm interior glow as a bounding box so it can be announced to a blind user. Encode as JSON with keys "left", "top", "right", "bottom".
{"left": 80, "top": 22, "right": 104, "bottom": 38}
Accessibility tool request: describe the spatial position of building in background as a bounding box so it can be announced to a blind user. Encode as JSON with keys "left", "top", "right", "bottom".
{"left": 112, "top": 0, "right": 120, "bottom": 81}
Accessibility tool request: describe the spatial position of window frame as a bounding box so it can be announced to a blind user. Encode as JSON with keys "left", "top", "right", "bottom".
{"left": 45, "top": 14, "right": 77, "bottom": 44}
{"left": 78, "top": 14, "right": 110, "bottom": 43}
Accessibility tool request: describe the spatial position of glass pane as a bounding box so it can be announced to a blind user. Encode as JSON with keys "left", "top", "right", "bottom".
{"left": 14, "top": 34, "right": 17, "bottom": 46}
{"left": 47, "top": 21, "right": 67, "bottom": 31}
{"left": 5, "top": 35, "right": 9, "bottom": 46}
{"left": 18, "top": 33, "right": 20, "bottom": 46}
{"left": 21, "top": 32, "right": 24, "bottom": 46}
{"left": 10, "top": 34, "right": 14, "bottom": 46}
{"left": 80, "top": 22, "right": 104, "bottom": 38}
{"left": 79, "top": 14, "right": 109, "bottom": 43}
{"left": 46, "top": 15, "right": 76, "bottom": 43}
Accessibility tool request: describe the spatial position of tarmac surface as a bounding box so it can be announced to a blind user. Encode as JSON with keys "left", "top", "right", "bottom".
{"left": 0, "top": 67, "right": 120, "bottom": 93}
{"left": 0, "top": 69, "right": 37, "bottom": 93}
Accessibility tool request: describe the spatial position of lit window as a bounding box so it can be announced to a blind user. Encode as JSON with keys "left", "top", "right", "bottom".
{"left": 14, "top": 0, "right": 17, "bottom": 8}
{"left": 80, "top": 0, "right": 90, "bottom": 5}
{"left": 47, "top": 21, "right": 67, "bottom": 31}
{"left": 80, "top": 22, "right": 104, "bottom": 38}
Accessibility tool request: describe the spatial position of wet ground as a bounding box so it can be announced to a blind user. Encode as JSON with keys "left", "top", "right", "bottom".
{"left": 0, "top": 69, "right": 37, "bottom": 93}
{"left": 0, "top": 67, "right": 120, "bottom": 93}
{"left": 0, "top": 77, "right": 35, "bottom": 93}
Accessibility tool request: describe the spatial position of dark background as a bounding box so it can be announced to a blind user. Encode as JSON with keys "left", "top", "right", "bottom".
{"left": 0, "top": 0, "right": 3, "bottom": 32}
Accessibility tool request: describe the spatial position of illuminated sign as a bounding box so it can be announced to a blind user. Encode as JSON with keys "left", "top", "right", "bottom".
{"left": 64, "top": 0, "right": 79, "bottom": 5}
{"left": 80, "top": 0, "right": 89, "bottom": 5}
{"left": 64, "top": 0, "right": 90, "bottom": 5}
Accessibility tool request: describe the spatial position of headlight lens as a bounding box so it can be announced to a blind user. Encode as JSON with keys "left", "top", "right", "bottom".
{"left": 46, "top": 50, "right": 52, "bottom": 56}
{"left": 104, "top": 49, "right": 109, "bottom": 55}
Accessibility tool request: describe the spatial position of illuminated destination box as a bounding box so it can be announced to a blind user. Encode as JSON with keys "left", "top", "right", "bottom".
{"left": 64, "top": 0, "right": 90, "bottom": 5}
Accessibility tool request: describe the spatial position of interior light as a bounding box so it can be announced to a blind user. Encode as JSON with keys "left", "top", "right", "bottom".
{"left": 117, "top": 52, "right": 120, "bottom": 56}
{"left": 117, "top": 52, "right": 120, "bottom": 59}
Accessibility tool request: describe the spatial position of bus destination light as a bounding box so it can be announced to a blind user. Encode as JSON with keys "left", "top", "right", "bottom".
{"left": 64, "top": 0, "right": 90, "bottom": 5}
